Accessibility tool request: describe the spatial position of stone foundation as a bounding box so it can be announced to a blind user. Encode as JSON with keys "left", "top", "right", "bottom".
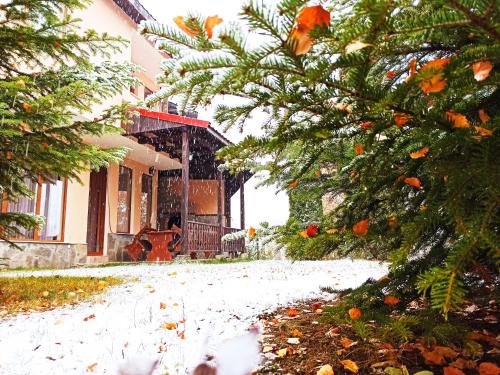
{"left": 0, "top": 241, "right": 87, "bottom": 269}
{"left": 107, "top": 233, "right": 135, "bottom": 262}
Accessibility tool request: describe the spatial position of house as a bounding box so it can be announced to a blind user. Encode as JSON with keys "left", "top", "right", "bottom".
{"left": 0, "top": 0, "right": 250, "bottom": 268}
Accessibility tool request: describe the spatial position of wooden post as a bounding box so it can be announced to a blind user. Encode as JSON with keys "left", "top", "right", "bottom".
{"left": 239, "top": 173, "right": 245, "bottom": 229}
{"left": 181, "top": 127, "right": 189, "bottom": 254}
{"left": 217, "top": 169, "right": 224, "bottom": 254}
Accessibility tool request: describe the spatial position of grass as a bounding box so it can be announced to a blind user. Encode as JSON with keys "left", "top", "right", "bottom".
{"left": 0, "top": 275, "right": 122, "bottom": 316}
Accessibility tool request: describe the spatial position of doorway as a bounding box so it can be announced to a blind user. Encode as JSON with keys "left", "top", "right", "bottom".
{"left": 87, "top": 168, "right": 107, "bottom": 254}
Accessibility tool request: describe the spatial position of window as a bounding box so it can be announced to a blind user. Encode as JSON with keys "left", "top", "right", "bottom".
{"left": 2, "top": 177, "right": 66, "bottom": 241}
{"left": 117, "top": 166, "right": 132, "bottom": 233}
{"left": 144, "top": 87, "right": 153, "bottom": 99}
{"left": 140, "top": 174, "right": 153, "bottom": 228}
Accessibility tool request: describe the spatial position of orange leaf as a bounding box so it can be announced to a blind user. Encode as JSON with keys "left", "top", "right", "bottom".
{"left": 306, "top": 224, "right": 319, "bottom": 237}
{"left": 475, "top": 126, "right": 493, "bottom": 137}
{"left": 394, "top": 113, "right": 411, "bottom": 127}
{"left": 296, "top": 5, "right": 330, "bottom": 31}
{"left": 83, "top": 314, "right": 96, "bottom": 321}
{"left": 311, "top": 302, "right": 322, "bottom": 310}
{"left": 340, "top": 337, "right": 355, "bottom": 348}
{"left": 287, "top": 308, "right": 299, "bottom": 317}
{"left": 205, "top": 16, "right": 223, "bottom": 39}
{"left": 340, "top": 359, "right": 359, "bottom": 373}
{"left": 290, "top": 179, "right": 298, "bottom": 189}
{"left": 291, "top": 328, "right": 303, "bottom": 337}
{"left": 86, "top": 363, "right": 98, "bottom": 373}
{"left": 386, "top": 70, "right": 395, "bottom": 79}
{"left": 383, "top": 295, "right": 400, "bottom": 306}
{"left": 290, "top": 26, "right": 314, "bottom": 55}
{"left": 160, "top": 302, "right": 167, "bottom": 309}
{"left": 22, "top": 103, "right": 32, "bottom": 112}
{"left": 422, "top": 350, "right": 446, "bottom": 365}
{"left": 173, "top": 16, "right": 199, "bottom": 37}
{"left": 421, "top": 58, "right": 451, "bottom": 72}
{"left": 449, "top": 358, "right": 477, "bottom": 369}
{"left": 409, "top": 58, "right": 417, "bottom": 79}
{"left": 446, "top": 111, "right": 470, "bottom": 128}
{"left": 360, "top": 121, "right": 373, "bottom": 130}
{"left": 444, "top": 367, "right": 465, "bottom": 375}
{"left": 479, "top": 362, "right": 500, "bottom": 375}
{"left": 299, "top": 229, "right": 308, "bottom": 238}
{"left": 316, "top": 364, "right": 334, "bottom": 375}
{"left": 352, "top": 219, "right": 369, "bottom": 237}
{"left": 419, "top": 74, "right": 446, "bottom": 94}
{"left": 348, "top": 307, "right": 362, "bottom": 320}
{"left": 472, "top": 61, "right": 493, "bottom": 82}
{"left": 404, "top": 177, "right": 421, "bottom": 189}
{"left": 434, "top": 346, "right": 458, "bottom": 359}
{"left": 326, "top": 228, "right": 338, "bottom": 234}
{"left": 160, "top": 322, "right": 178, "bottom": 330}
{"left": 478, "top": 109, "right": 490, "bottom": 124}
{"left": 315, "top": 170, "right": 321, "bottom": 177}
{"left": 410, "top": 146, "right": 429, "bottom": 159}
{"left": 248, "top": 227, "right": 256, "bottom": 237}
{"left": 354, "top": 143, "right": 364, "bottom": 155}
{"left": 177, "top": 331, "right": 185, "bottom": 339}
{"left": 387, "top": 216, "right": 397, "bottom": 227}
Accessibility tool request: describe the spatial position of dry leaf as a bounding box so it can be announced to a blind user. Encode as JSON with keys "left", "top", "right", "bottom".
{"left": 160, "top": 322, "right": 177, "bottom": 330}
{"left": 394, "top": 113, "right": 411, "bottom": 127}
{"left": 384, "top": 295, "right": 400, "bottom": 306}
{"left": 348, "top": 307, "right": 362, "bottom": 320}
{"left": 409, "top": 59, "right": 417, "bottom": 79}
{"left": 248, "top": 227, "right": 256, "bottom": 237}
{"left": 444, "top": 367, "right": 465, "bottom": 375}
{"left": 449, "top": 358, "right": 476, "bottom": 369}
{"left": 317, "top": 364, "right": 334, "bottom": 375}
{"left": 341, "top": 359, "right": 359, "bottom": 373}
{"left": 160, "top": 302, "right": 167, "bottom": 309}
{"left": 296, "top": 5, "right": 330, "bottom": 30}
{"left": 83, "top": 314, "right": 95, "bottom": 321}
{"left": 446, "top": 112, "right": 471, "bottom": 128}
{"left": 352, "top": 219, "right": 369, "bottom": 237}
{"left": 86, "top": 363, "right": 98, "bottom": 373}
{"left": 354, "top": 143, "right": 364, "bottom": 155}
{"left": 472, "top": 61, "right": 493, "bottom": 81}
{"left": 422, "top": 349, "right": 446, "bottom": 365}
{"left": 205, "top": 16, "right": 222, "bottom": 39}
{"left": 475, "top": 126, "right": 493, "bottom": 137}
{"left": 340, "top": 337, "right": 357, "bottom": 348}
{"left": 177, "top": 331, "right": 185, "bottom": 339}
{"left": 262, "top": 346, "right": 273, "bottom": 353}
{"left": 419, "top": 74, "right": 446, "bottom": 94}
{"left": 360, "top": 121, "right": 373, "bottom": 130}
{"left": 22, "top": 103, "right": 32, "bottom": 112}
{"left": 346, "top": 40, "right": 373, "bottom": 54}
{"left": 479, "top": 362, "right": 500, "bottom": 375}
{"left": 306, "top": 224, "right": 319, "bottom": 237}
{"left": 290, "top": 180, "right": 298, "bottom": 189}
{"left": 388, "top": 216, "right": 397, "bottom": 227}
{"left": 478, "top": 109, "right": 490, "bottom": 123}
{"left": 410, "top": 147, "right": 429, "bottom": 159}
{"left": 276, "top": 348, "right": 288, "bottom": 357}
{"left": 287, "top": 308, "right": 300, "bottom": 317}
{"left": 404, "top": 177, "right": 421, "bottom": 189}
{"left": 290, "top": 27, "right": 314, "bottom": 55}
{"left": 173, "top": 16, "right": 199, "bottom": 37}
{"left": 386, "top": 71, "right": 395, "bottom": 79}
{"left": 421, "top": 58, "right": 451, "bottom": 72}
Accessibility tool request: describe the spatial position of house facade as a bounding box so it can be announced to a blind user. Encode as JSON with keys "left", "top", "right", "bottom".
{"left": 0, "top": 0, "right": 248, "bottom": 268}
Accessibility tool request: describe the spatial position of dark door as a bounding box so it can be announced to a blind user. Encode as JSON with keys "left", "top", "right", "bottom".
{"left": 87, "top": 168, "right": 107, "bottom": 254}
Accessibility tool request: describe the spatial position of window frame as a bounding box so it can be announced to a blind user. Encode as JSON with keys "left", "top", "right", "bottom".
{"left": 116, "top": 165, "right": 133, "bottom": 234}
{"left": 1, "top": 177, "right": 68, "bottom": 242}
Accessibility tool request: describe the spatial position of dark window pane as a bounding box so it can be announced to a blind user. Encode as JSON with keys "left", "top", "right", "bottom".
{"left": 117, "top": 166, "right": 132, "bottom": 233}
{"left": 7, "top": 178, "right": 38, "bottom": 239}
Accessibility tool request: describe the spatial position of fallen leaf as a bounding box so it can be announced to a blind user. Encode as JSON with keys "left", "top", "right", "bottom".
{"left": 419, "top": 74, "right": 446, "bottom": 94}
{"left": 388, "top": 216, "right": 397, "bottom": 227}
{"left": 410, "top": 147, "right": 429, "bottom": 159}
{"left": 42, "top": 291, "right": 49, "bottom": 297}
{"left": 479, "top": 362, "right": 500, "bottom": 375}
{"left": 384, "top": 367, "right": 402, "bottom": 375}
{"left": 478, "top": 109, "right": 490, "bottom": 124}
{"left": 205, "top": 16, "right": 222, "bottom": 38}
{"left": 177, "top": 331, "right": 185, "bottom": 339}
{"left": 160, "top": 322, "right": 177, "bottom": 330}
{"left": 86, "top": 363, "right": 98, "bottom": 372}
{"left": 472, "top": 61, "right": 493, "bottom": 81}
{"left": 326, "top": 327, "right": 340, "bottom": 337}
{"left": 276, "top": 348, "right": 288, "bottom": 357}
{"left": 160, "top": 302, "right": 167, "bottom": 309}
{"left": 168, "top": 272, "right": 177, "bottom": 276}
{"left": 287, "top": 308, "right": 300, "bottom": 317}
{"left": 262, "top": 346, "right": 273, "bottom": 353}
{"left": 422, "top": 349, "right": 446, "bottom": 365}
{"left": 348, "top": 307, "right": 362, "bottom": 320}
{"left": 360, "top": 121, "right": 373, "bottom": 130}
{"left": 290, "top": 27, "right": 314, "bottom": 55}
{"left": 413, "top": 372, "right": 434, "bottom": 375}
{"left": 394, "top": 113, "right": 411, "bottom": 127}
{"left": 326, "top": 228, "right": 338, "bottom": 234}
{"left": 386, "top": 71, "right": 395, "bottom": 79}
{"left": 291, "top": 329, "right": 303, "bottom": 337}
{"left": 354, "top": 143, "right": 364, "bottom": 155}
{"left": 475, "top": 126, "right": 493, "bottom": 137}
{"left": 173, "top": 16, "right": 199, "bottom": 37}
{"left": 384, "top": 295, "right": 400, "bottom": 306}
{"left": 341, "top": 359, "right": 359, "bottom": 373}
{"left": 306, "top": 224, "right": 319, "bottom": 237}
{"left": 444, "top": 367, "right": 465, "bottom": 375}
{"left": 311, "top": 302, "right": 322, "bottom": 310}
{"left": 290, "top": 180, "right": 298, "bottom": 189}
{"left": 340, "top": 337, "right": 357, "bottom": 348}
{"left": 23, "top": 103, "right": 32, "bottom": 112}
{"left": 317, "top": 364, "right": 334, "bottom": 375}
{"left": 449, "top": 358, "right": 477, "bottom": 369}
{"left": 144, "top": 284, "right": 154, "bottom": 288}
{"left": 352, "top": 219, "right": 369, "bottom": 237}
{"left": 315, "top": 170, "right": 321, "bottom": 177}
{"left": 421, "top": 58, "right": 451, "bottom": 72}
{"left": 346, "top": 40, "right": 373, "bottom": 54}
{"left": 83, "top": 314, "right": 95, "bottom": 321}
{"left": 409, "top": 59, "right": 417, "bottom": 79}
{"left": 297, "top": 5, "right": 330, "bottom": 30}
{"left": 446, "top": 111, "right": 470, "bottom": 128}
{"left": 404, "top": 177, "right": 421, "bottom": 189}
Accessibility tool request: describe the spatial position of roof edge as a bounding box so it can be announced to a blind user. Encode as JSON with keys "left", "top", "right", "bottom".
{"left": 112, "top": 0, "right": 155, "bottom": 24}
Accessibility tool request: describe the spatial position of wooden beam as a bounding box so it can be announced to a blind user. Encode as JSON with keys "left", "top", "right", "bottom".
{"left": 217, "top": 169, "right": 224, "bottom": 253}
{"left": 240, "top": 173, "right": 245, "bottom": 229}
{"left": 181, "top": 127, "right": 190, "bottom": 254}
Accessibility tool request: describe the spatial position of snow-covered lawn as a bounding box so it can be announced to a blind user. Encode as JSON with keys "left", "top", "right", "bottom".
{"left": 0, "top": 259, "right": 387, "bottom": 375}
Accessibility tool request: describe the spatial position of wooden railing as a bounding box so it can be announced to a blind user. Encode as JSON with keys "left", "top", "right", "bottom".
{"left": 222, "top": 227, "right": 246, "bottom": 253}
{"left": 186, "top": 221, "right": 246, "bottom": 255}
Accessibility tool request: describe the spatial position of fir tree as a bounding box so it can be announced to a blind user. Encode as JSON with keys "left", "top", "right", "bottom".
{"left": 0, "top": 0, "right": 135, "bottom": 240}
{"left": 142, "top": 0, "right": 499, "bottom": 315}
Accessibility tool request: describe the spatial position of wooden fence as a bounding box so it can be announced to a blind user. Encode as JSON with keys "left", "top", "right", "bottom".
{"left": 186, "top": 221, "right": 245, "bottom": 256}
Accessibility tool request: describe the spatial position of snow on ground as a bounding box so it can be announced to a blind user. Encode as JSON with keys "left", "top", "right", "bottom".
{"left": 0, "top": 259, "right": 387, "bottom": 375}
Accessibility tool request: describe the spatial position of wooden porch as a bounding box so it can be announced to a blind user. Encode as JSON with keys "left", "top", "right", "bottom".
{"left": 123, "top": 106, "right": 251, "bottom": 258}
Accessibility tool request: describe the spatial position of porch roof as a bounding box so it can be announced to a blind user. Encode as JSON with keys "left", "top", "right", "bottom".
{"left": 123, "top": 109, "right": 252, "bottom": 197}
